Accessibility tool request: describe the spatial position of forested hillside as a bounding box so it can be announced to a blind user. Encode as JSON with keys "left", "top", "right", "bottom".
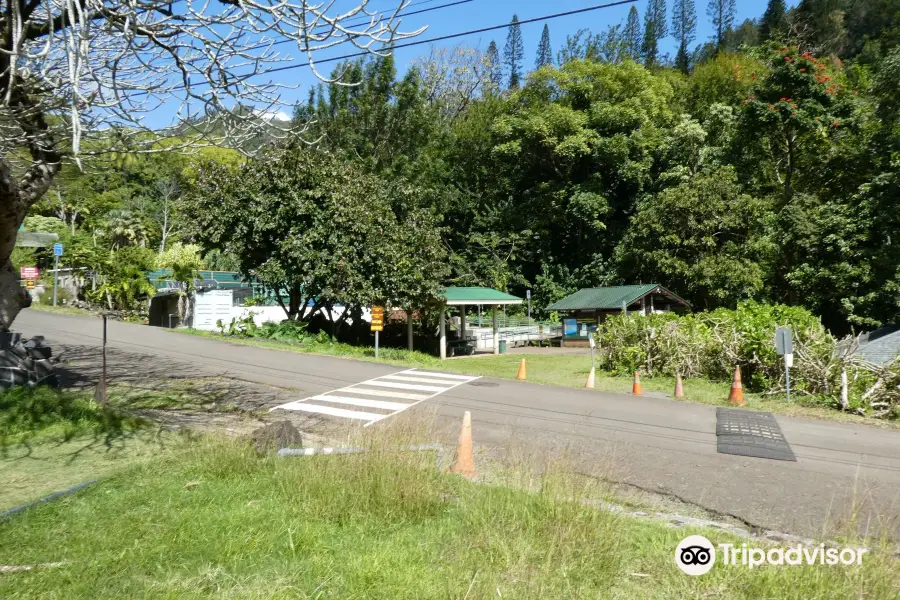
{"left": 23, "top": 0, "right": 900, "bottom": 334}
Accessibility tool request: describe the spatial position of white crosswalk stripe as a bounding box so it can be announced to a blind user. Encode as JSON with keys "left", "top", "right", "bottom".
{"left": 361, "top": 380, "right": 450, "bottom": 392}
{"left": 271, "top": 368, "right": 481, "bottom": 425}
{"left": 308, "top": 395, "right": 410, "bottom": 411}
{"left": 403, "top": 370, "right": 475, "bottom": 380}
{"left": 337, "top": 387, "right": 430, "bottom": 401}
{"left": 377, "top": 374, "right": 466, "bottom": 385}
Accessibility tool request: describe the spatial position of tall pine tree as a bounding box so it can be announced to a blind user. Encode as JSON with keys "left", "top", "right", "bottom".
{"left": 623, "top": 6, "right": 642, "bottom": 60}
{"left": 672, "top": 0, "right": 698, "bottom": 73}
{"left": 484, "top": 40, "right": 502, "bottom": 96}
{"left": 504, "top": 14, "right": 525, "bottom": 88}
{"left": 642, "top": 0, "right": 668, "bottom": 66}
{"left": 708, "top": 0, "right": 736, "bottom": 51}
{"left": 535, "top": 24, "right": 553, "bottom": 68}
{"left": 759, "top": 0, "right": 788, "bottom": 41}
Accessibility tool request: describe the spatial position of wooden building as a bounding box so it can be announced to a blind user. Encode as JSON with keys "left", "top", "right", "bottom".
{"left": 546, "top": 284, "right": 690, "bottom": 344}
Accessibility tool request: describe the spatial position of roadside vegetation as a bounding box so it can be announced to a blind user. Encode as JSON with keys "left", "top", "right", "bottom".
{"left": 1, "top": 430, "right": 898, "bottom": 599}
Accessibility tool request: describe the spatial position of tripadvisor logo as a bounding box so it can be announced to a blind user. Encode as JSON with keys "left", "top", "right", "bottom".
{"left": 675, "top": 535, "right": 869, "bottom": 575}
{"left": 675, "top": 535, "right": 716, "bottom": 576}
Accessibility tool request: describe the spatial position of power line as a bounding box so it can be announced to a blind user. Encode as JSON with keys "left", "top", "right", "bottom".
{"left": 175, "top": 0, "right": 638, "bottom": 93}
{"left": 251, "top": 0, "right": 479, "bottom": 56}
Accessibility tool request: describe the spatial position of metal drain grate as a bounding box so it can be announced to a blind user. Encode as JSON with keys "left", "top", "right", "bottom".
{"left": 716, "top": 408, "right": 797, "bottom": 462}
{"left": 467, "top": 381, "right": 499, "bottom": 387}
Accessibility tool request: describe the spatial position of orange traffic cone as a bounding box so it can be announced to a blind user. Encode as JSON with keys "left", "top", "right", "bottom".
{"left": 516, "top": 358, "right": 527, "bottom": 380}
{"left": 632, "top": 371, "right": 643, "bottom": 396}
{"left": 585, "top": 367, "right": 596, "bottom": 389}
{"left": 674, "top": 373, "right": 685, "bottom": 399}
{"left": 729, "top": 366, "right": 745, "bottom": 407}
{"left": 449, "top": 411, "right": 476, "bottom": 477}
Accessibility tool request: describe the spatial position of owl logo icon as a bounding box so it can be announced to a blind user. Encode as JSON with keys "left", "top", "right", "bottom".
{"left": 675, "top": 535, "right": 716, "bottom": 575}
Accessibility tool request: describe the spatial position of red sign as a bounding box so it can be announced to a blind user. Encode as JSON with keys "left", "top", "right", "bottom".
{"left": 20, "top": 267, "right": 39, "bottom": 280}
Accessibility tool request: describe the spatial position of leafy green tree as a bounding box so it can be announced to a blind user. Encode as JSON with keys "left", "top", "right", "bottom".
{"left": 642, "top": 0, "right": 668, "bottom": 66}
{"left": 535, "top": 24, "right": 553, "bottom": 69}
{"left": 707, "top": 0, "right": 736, "bottom": 51}
{"left": 616, "top": 166, "right": 773, "bottom": 309}
{"left": 489, "top": 60, "right": 675, "bottom": 290}
{"left": 623, "top": 6, "right": 643, "bottom": 60}
{"left": 504, "top": 15, "right": 525, "bottom": 88}
{"left": 759, "top": 0, "right": 788, "bottom": 41}
{"left": 184, "top": 148, "right": 448, "bottom": 334}
{"left": 741, "top": 46, "right": 853, "bottom": 204}
{"left": 672, "top": 0, "right": 698, "bottom": 73}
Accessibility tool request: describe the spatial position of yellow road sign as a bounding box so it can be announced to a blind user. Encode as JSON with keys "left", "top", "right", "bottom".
{"left": 371, "top": 305, "right": 385, "bottom": 332}
{"left": 25, "top": 279, "right": 35, "bottom": 290}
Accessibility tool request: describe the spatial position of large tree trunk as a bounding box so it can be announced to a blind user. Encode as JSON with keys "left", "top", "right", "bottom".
{"left": 0, "top": 160, "right": 31, "bottom": 331}
{"left": 0, "top": 89, "right": 63, "bottom": 330}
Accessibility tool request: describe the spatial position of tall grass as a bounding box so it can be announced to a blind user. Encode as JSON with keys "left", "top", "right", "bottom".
{"left": 2, "top": 418, "right": 897, "bottom": 598}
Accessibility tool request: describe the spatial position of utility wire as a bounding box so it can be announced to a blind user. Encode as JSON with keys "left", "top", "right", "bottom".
{"left": 252, "top": 0, "right": 479, "bottom": 55}
{"left": 173, "top": 0, "right": 638, "bottom": 93}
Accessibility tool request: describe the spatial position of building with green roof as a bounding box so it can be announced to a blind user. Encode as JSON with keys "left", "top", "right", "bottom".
{"left": 547, "top": 284, "right": 689, "bottom": 342}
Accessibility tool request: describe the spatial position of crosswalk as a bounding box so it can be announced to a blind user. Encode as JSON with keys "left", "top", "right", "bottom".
{"left": 271, "top": 369, "right": 480, "bottom": 426}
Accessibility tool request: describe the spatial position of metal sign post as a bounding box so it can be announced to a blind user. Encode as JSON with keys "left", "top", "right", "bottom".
{"left": 371, "top": 305, "right": 384, "bottom": 359}
{"left": 52, "top": 243, "right": 63, "bottom": 307}
{"left": 94, "top": 315, "right": 108, "bottom": 406}
{"left": 526, "top": 289, "right": 531, "bottom": 319}
{"left": 775, "top": 327, "right": 793, "bottom": 403}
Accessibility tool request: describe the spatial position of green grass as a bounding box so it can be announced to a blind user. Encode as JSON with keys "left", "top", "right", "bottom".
{"left": 0, "top": 432, "right": 186, "bottom": 512}
{"left": 171, "top": 329, "right": 899, "bottom": 428}
{"left": 0, "top": 385, "right": 209, "bottom": 510}
{"left": 0, "top": 435, "right": 897, "bottom": 599}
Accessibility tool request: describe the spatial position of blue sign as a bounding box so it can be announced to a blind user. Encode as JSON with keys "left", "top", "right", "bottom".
{"left": 53, "top": 243, "right": 63, "bottom": 256}
{"left": 563, "top": 318, "right": 578, "bottom": 337}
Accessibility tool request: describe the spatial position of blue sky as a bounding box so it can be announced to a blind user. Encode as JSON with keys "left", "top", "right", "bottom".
{"left": 165, "top": 1, "right": 798, "bottom": 126}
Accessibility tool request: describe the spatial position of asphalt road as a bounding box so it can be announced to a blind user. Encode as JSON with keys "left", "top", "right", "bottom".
{"left": 15, "top": 309, "right": 900, "bottom": 540}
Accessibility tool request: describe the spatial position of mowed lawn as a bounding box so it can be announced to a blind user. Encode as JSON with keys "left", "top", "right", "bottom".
{"left": 1, "top": 435, "right": 898, "bottom": 599}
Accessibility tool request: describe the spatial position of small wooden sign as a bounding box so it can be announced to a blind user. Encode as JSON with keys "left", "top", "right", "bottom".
{"left": 370, "top": 305, "right": 385, "bottom": 332}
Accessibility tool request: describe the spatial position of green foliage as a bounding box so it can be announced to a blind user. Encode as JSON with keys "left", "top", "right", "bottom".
{"left": 535, "top": 24, "right": 553, "bottom": 69}
{"left": 216, "top": 315, "right": 331, "bottom": 346}
{"left": 89, "top": 247, "right": 156, "bottom": 310}
{"left": 617, "top": 166, "right": 774, "bottom": 309}
{"left": 503, "top": 14, "right": 525, "bottom": 88}
{"left": 155, "top": 243, "right": 204, "bottom": 289}
{"left": 186, "top": 146, "right": 447, "bottom": 330}
{"left": 596, "top": 301, "right": 826, "bottom": 387}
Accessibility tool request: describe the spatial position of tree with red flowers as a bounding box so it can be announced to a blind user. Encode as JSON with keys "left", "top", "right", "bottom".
{"left": 741, "top": 45, "right": 853, "bottom": 204}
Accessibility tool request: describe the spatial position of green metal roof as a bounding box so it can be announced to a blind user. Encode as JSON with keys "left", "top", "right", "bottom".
{"left": 442, "top": 287, "right": 522, "bottom": 305}
{"left": 547, "top": 284, "right": 687, "bottom": 311}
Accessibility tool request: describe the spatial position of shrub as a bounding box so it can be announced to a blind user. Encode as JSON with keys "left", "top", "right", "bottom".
{"left": 595, "top": 301, "right": 899, "bottom": 419}
{"left": 596, "top": 301, "right": 828, "bottom": 391}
